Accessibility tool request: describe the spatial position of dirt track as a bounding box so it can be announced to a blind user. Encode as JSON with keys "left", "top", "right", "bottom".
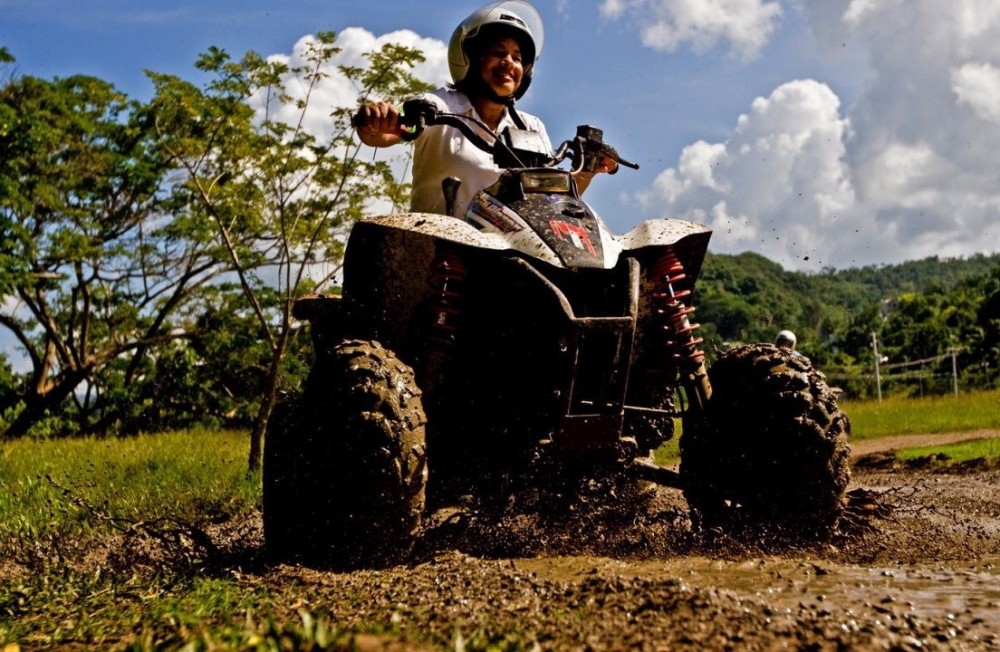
{"left": 236, "top": 432, "right": 1000, "bottom": 651}
{"left": 848, "top": 429, "right": 1000, "bottom": 458}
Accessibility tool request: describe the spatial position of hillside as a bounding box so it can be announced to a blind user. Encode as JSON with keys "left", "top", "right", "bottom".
{"left": 690, "top": 250, "right": 1000, "bottom": 397}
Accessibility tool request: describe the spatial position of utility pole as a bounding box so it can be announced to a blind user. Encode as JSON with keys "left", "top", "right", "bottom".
{"left": 950, "top": 347, "right": 959, "bottom": 397}
{"left": 871, "top": 331, "right": 883, "bottom": 402}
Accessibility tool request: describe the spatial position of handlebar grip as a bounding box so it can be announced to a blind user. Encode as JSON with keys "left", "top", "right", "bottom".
{"left": 399, "top": 98, "right": 439, "bottom": 141}
{"left": 397, "top": 114, "right": 423, "bottom": 142}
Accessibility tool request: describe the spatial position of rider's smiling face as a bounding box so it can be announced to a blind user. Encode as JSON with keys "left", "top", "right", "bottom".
{"left": 478, "top": 36, "right": 525, "bottom": 99}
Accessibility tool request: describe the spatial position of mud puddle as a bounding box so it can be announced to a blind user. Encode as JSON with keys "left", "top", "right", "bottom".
{"left": 515, "top": 555, "right": 1000, "bottom": 629}
{"left": 238, "top": 461, "right": 1000, "bottom": 649}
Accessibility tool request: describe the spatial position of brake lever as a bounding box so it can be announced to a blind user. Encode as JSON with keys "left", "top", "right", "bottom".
{"left": 601, "top": 144, "right": 640, "bottom": 173}
{"left": 575, "top": 125, "right": 640, "bottom": 174}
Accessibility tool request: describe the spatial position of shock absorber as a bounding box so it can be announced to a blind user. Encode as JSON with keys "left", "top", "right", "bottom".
{"left": 417, "top": 246, "right": 468, "bottom": 395}
{"left": 649, "top": 248, "right": 712, "bottom": 410}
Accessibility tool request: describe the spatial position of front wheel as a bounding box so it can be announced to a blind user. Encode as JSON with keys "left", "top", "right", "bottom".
{"left": 680, "top": 344, "right": 851, "bottom": 538}
{"left": 263, "top": 339, "right": 427, "bottom": 567}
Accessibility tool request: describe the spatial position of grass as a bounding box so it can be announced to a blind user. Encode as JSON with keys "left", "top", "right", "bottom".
{"left": 0, "top": 429, "right": 279, "bottom": 650}
{"left": 0, "top": 429, "right": 259, "bottom": 549}
{"left": 653, "top": 433, "right": 680, "bottom": 466}
{"left": 839, "top": 386, "right": 1000, "bottom": 440}
{"left": 897, "top": 437, "right": 1000, "bottom": 463}
{"left": 0, "top": 430, "right": 450, "bottom": 651}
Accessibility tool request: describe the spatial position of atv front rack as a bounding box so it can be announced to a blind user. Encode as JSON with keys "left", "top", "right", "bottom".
{"left": 508, "top": 256, "right": 678, "bottom": 457}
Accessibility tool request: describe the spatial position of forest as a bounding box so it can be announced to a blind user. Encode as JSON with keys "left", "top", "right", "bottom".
{"left": 694, "top": 250, "right": 1000, "bottom": 399}
{"left": 1, "top": 41, "right": 998, "bottom": 446}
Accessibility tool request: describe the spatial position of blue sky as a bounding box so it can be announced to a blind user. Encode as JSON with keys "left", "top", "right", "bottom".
{"left": 3, "top": 0, "right": 999, "bottom": 272}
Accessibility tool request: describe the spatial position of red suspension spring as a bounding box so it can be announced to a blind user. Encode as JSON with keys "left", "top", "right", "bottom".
{"left": 650, "top": 248, "right": 706, "bottom": 369}
{"left": 421, "top": 247, "right": 468, "bottom": 372}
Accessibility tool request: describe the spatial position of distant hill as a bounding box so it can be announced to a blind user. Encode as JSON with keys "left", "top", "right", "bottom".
{"left": 827, "top": 252, "right": 1000, "bottom": 296}
{"left": 691, "top": 250, "right": 1000, "bottom": 361}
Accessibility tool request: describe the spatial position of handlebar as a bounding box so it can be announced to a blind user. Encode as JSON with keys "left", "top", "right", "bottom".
{"left": 571, "top": 125, "right": 639, "bottom": 174}
{"left": 354, "top": 98, "right": 639, "bottom": 173}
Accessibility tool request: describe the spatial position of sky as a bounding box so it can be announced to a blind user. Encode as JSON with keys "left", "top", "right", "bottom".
{"left": 3, "top": 0, "right": 999, "bottom": 273}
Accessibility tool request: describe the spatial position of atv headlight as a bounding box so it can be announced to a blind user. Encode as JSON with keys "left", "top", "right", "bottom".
{"left": 521, "top": 171, "right": 572, "bottom": 194}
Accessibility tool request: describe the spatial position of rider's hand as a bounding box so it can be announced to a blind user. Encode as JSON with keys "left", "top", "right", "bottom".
{"left": 594, "top": 154, "right": 620, "bottom": 175}
{"left": 355, "top": 102, "right": 406, "bottom": 147}
{"left": 574, "top": 154, "right": 620, "bottom": 194}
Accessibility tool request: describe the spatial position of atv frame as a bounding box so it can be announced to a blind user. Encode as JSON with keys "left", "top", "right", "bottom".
{"left": 263, "top": 102, "right": 851, "bottom": 566}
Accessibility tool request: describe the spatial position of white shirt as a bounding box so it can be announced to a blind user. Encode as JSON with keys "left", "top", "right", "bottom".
{"left": 410, "top": 88, "right": 552, "bottom": 219}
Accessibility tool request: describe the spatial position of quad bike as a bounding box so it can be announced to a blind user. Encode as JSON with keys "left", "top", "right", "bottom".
{"left": 263, "top": 99, "right": 852, "bottom": 565}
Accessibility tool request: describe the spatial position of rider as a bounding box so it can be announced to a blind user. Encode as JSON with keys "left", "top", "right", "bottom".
{"left": 776, "top": 330, "right": 804, "bottom": 357}
{"left": 775, "top": 330, "right": 797, "bottom": 350}
{"left": 355, "top": 0, "right": 618, "bottom": 218}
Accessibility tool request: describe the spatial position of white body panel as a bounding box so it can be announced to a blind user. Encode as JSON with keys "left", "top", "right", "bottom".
{"left": 363, "top": 213, "right": 711, "bottom": 270}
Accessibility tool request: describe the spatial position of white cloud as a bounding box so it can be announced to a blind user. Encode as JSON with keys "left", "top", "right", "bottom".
{"left": 640, "top": 79, "right": 854, "bottom": 268}
{"left": 842, "top": 0, "right": 899, "bottom": 25}
{"left": 952, "top": 62, "right": 1000, "bottom": 124}
{"left": 261, "top": 27, "right": 449, "bottom": 141}
{"left": 639, "top": 0, "right": 1000, "bottom": 270}
{"left": 600, "top": 0, "right": 783, "bottom": 60}
{"left": 599, "top": 0, "right": 628, "bottom": 20}
{"left": 836, "top": 0, "right": 1000, "bottom": 266}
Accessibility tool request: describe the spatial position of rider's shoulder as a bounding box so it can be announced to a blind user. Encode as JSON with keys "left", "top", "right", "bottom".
{"left": 416, "top": 87, "right": 469, "bottom": 113}
{"left": 515, "top": 109, "right": 545, "bottom": 130}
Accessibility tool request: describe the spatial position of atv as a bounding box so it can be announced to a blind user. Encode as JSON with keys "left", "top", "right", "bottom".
{"left": 263, "top": 99, "right": 852, "bottom": 565}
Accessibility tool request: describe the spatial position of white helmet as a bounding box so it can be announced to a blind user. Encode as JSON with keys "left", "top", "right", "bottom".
{"left": 775, "top": 330, "right": 797, "bottom": 348}
{"left": 448, "top": 0, "right": 544, "bottom": 101}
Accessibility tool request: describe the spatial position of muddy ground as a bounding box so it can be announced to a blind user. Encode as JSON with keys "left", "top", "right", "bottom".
{"left": 221, "top": 432, "right": 1000, "bottom": 651}
{"left": 10, "top": 433, "right": 1000, "bottom": 650}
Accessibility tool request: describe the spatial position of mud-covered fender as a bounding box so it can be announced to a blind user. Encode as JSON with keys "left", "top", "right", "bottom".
{"left": 359, "top": 213, "right": 565, "bottom": 268}
{"left": 618, "top": 218, "right": 712, "bottom": 251}
{"left": 616, "top": 218, "right": 713, "bottom": 284}
{"left": 340, "top": 213, "right": 550, "bottom": 352}
{"left": 337, "top": 213, "right": 713, "bottom": 350}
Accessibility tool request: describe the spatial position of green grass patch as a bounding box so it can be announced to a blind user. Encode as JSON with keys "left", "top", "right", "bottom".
{"left": 1, "top": 565, "right": 410, "bottom": 650}
{"left": 0, "top": 429, "right": 259, "bottom": 558}
{"left": 653, "top": 432, "right": 680, "bottom": 466}
{"left": 839, "top": 386, "right": 1000, "bottom": 440}
{"left": 0, "top": 430, "right": 370, "bottom": 650}
{"left": 897, "top": 437, "right": 1000, "bottom": 463}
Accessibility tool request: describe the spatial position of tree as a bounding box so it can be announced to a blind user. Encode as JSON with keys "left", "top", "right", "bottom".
{"left": 146, "top": 32, "right": 433, "bottom": 469}
{"left": 89, "top": 284, "right": 308, "bottom": 434}
{"left": 0, "top": 72, "right": 227, "bottom": 439}
{"left": 974, "top": 270, "right": 1000, "bottom": 384}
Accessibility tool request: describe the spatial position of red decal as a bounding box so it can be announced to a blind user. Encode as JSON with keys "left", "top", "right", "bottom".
{"left": 550, "top": 220, "right": 597, "bottom": 255}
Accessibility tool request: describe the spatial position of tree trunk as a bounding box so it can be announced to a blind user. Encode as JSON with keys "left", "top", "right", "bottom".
{"left": 248, "top": 397, "right": 272, "bottom": 472}
{"left": 1, "top": 370, "right": 89, "bottom": 440}
{"left": 248, "top": 346, "right": 285, "bottom": 472}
